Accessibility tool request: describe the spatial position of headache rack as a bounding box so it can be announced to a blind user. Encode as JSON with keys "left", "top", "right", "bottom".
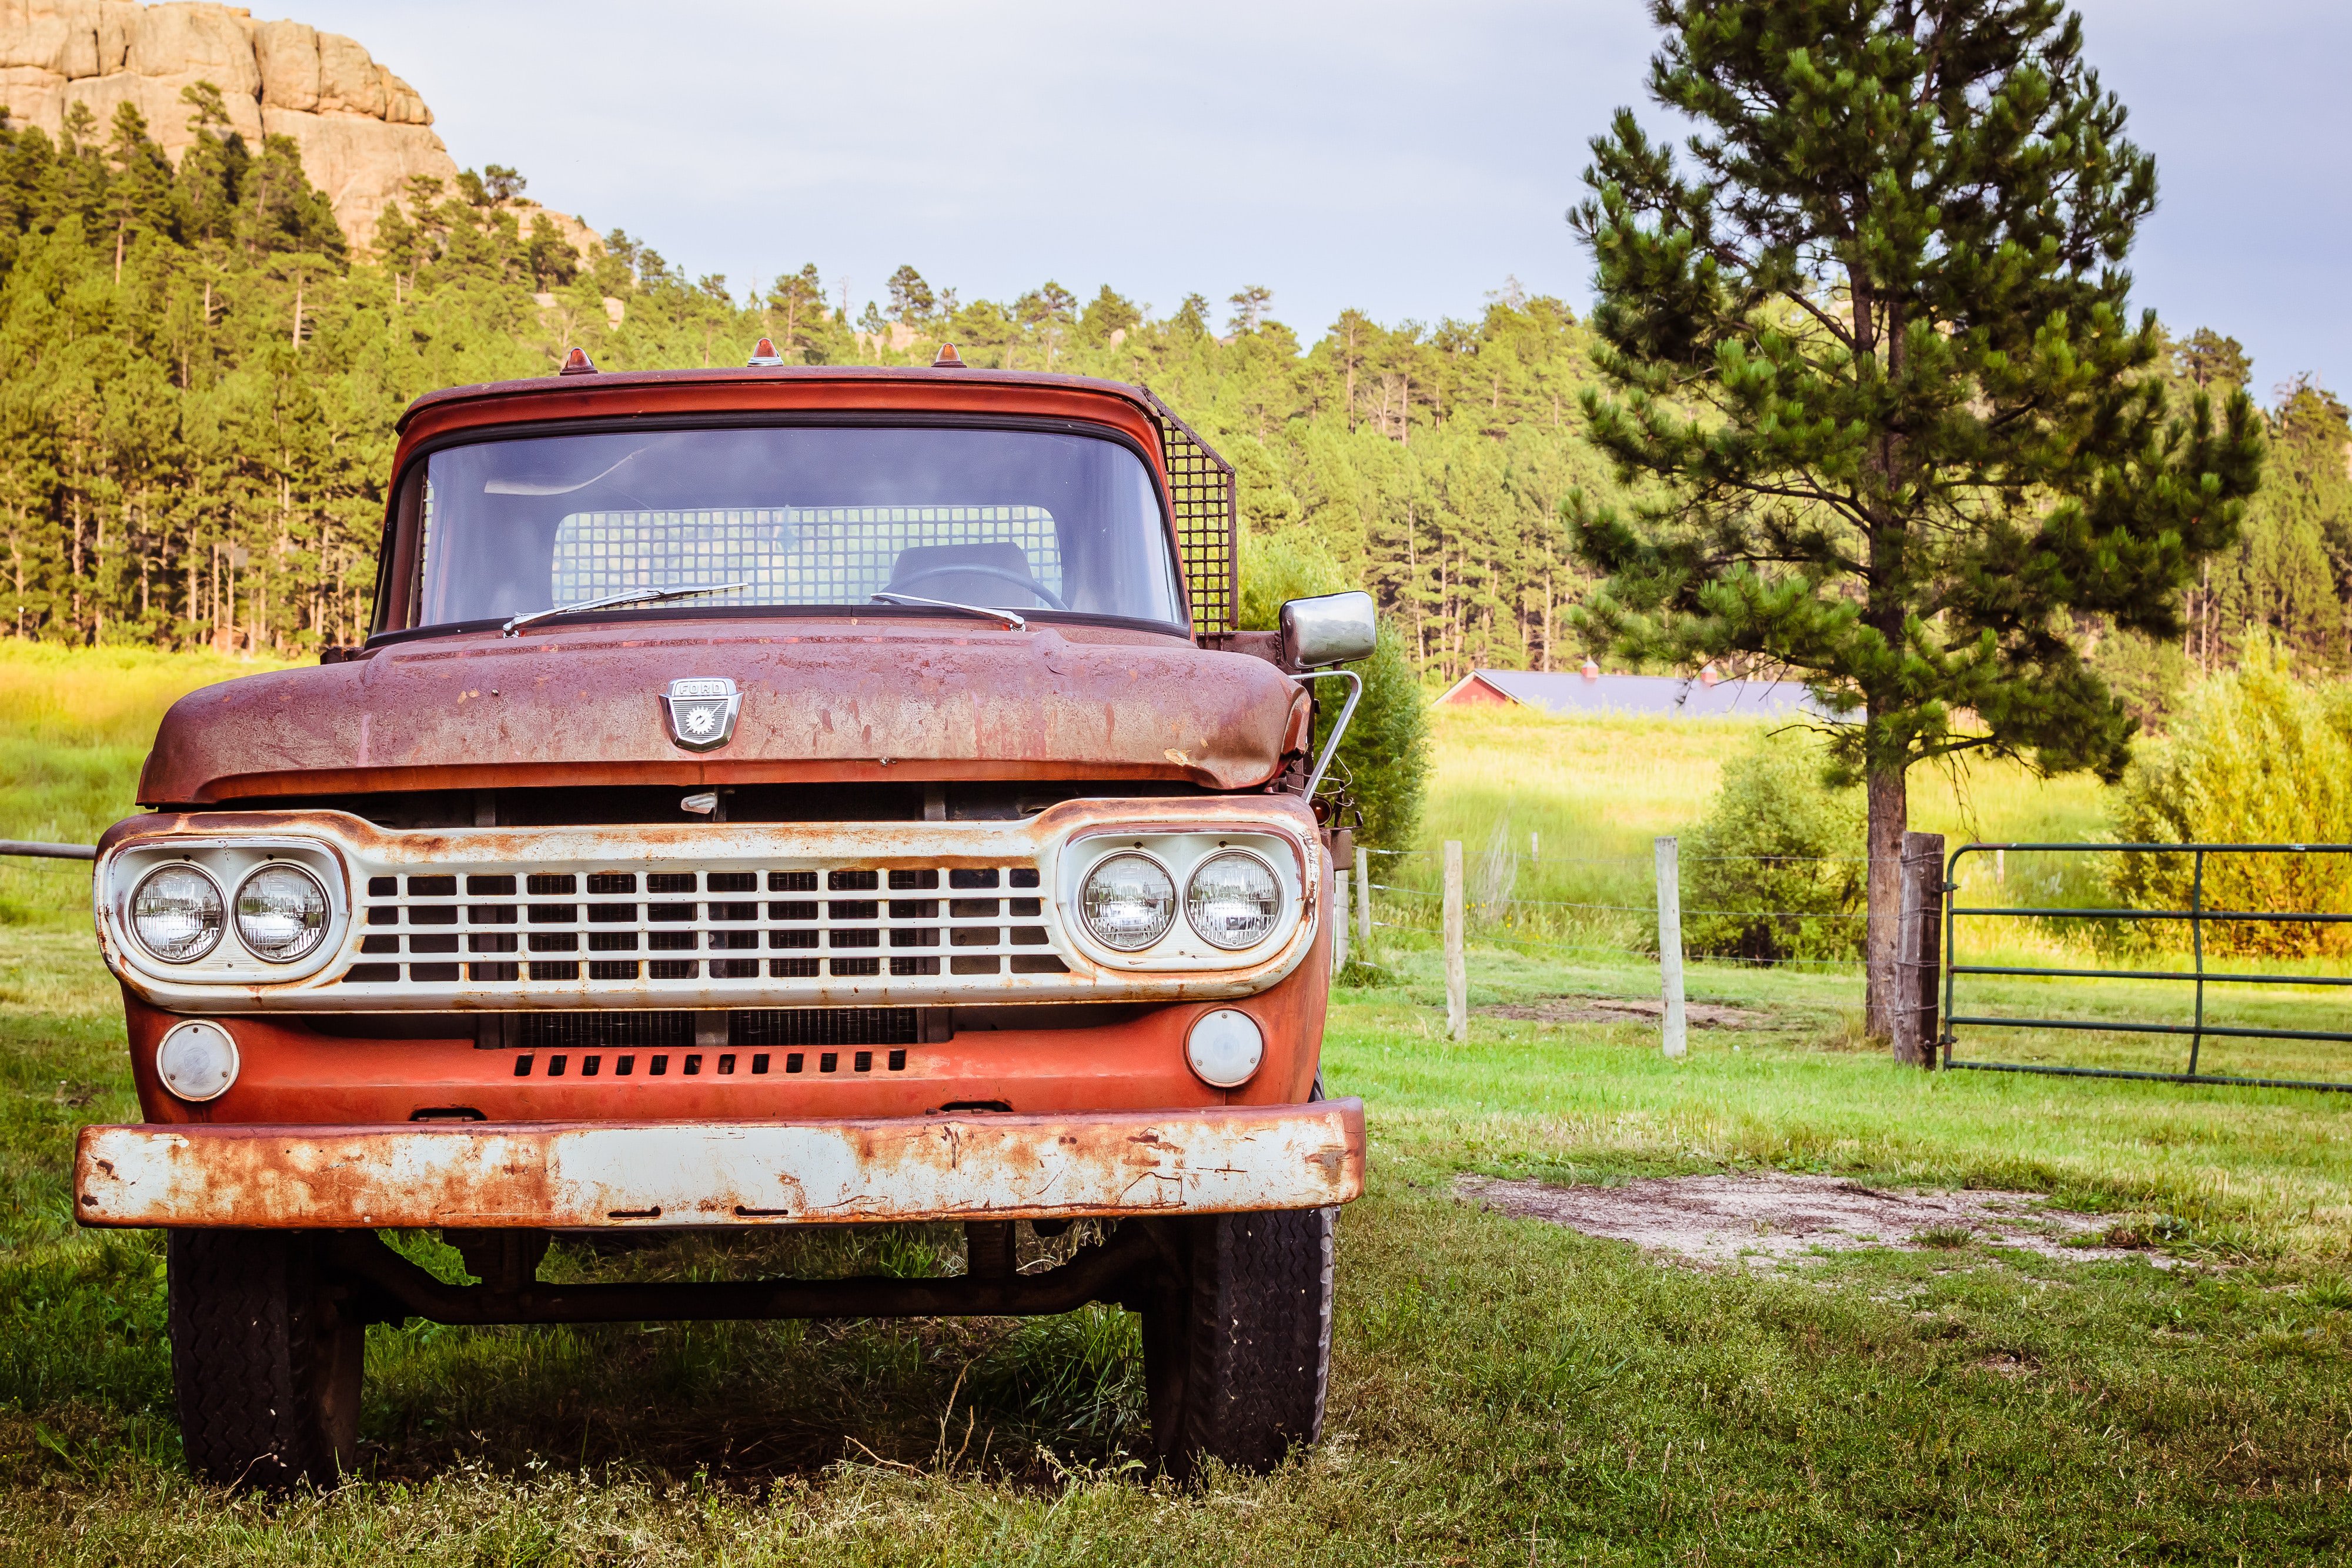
{"left": 1142, "top": 388, "right": 1237, "bottom": 638}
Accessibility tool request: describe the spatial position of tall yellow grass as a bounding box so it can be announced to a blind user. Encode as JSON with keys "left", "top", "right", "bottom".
{"left": 1366, "top": 705, "right": 2123, "bottom": 971}
{"left": 0, "top": 643, "right": 300, "bottom": 921}
{"left": 0, "top": 641, "right": 294, "bottom": 751}
{"left": 1409, "top": 705, "right": 2111, "bottom": 895}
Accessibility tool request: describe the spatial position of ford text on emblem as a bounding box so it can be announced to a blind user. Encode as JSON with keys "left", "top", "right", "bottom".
{"left": 663, "top": 678, "right": 741, "bottom": 751}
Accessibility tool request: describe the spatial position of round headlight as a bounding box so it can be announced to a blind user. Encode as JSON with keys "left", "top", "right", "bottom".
{"left": 1080, "top": 852, "right": 1175, "bottom": 951}
{"left": 129, "top": 864, "right": 224, "bottom": 963}
{"left": 1185, "top": 851, "right": 1283, "bottom": 951}
{"left": 1186, "top": 1008, "right": 1265, "bottom": 1087}
{"left": 235, "top": 863, "right": 330, "bottom": 963}
{"left": 155, "top": 1019, "right": 239, "bottom": 1102}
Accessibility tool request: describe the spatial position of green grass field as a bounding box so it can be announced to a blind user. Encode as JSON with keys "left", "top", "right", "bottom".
{"left": 2, "top": 649, "right": 2349, "bottom": 1563}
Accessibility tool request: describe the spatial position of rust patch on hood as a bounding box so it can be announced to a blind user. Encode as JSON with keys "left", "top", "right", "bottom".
{"left": 139, "top": 620, "right": 1308, "bottom": 804}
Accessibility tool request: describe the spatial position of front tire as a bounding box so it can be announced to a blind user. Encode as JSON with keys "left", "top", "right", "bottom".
{"left": 167, "top": 1230, "right": 363, "bottom": 1489}
{"left": 1144, "top": 1206, "right": 1335, "bottom": 1478}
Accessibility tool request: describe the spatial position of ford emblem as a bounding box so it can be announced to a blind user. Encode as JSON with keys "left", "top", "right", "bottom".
{"left": 663, "top": 677, "right": 741, "bottom": 751}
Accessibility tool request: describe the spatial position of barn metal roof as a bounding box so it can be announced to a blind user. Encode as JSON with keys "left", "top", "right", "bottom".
{"left": 1439, "top": 669, "right": 1850, "bottom": 720}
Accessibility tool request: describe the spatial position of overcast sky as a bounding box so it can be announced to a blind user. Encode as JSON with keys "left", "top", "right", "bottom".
{"left": 295, "top": 1, "right": 2348, "bottom": 398}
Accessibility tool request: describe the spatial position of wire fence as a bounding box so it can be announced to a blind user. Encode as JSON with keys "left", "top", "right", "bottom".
{"left": 1357, "top": 837, "right": 2352, "bottom": 1091}
{"left": 1363, "top": 835, "right": 2352, "bottom": 974}
{"left": 1353, "top": 841, "right": 1872, "bottom": 971}
{"left": 1371, "top": 880, "right": 1862, "bottom": 921}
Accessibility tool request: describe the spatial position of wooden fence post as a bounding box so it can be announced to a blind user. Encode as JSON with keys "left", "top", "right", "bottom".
{"left": 1896, "top": 831, "right": 1946, "bottom": 1068}
{"left": 1655, "top": 835, "right": 1687, "bottom": 1058}
{"left": 1356, "top": 845, "right": 1371, "bottom": 944}
{"left": 1444, "top": 840, "right": 1467, "bottom": 1042}
{"left": 1333, "top": 868, "right": 1351, "bottom": 974}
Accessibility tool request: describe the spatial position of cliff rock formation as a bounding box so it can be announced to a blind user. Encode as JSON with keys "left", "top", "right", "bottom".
{"left": 0, "top": 1, "right": 583, "bottom": 255}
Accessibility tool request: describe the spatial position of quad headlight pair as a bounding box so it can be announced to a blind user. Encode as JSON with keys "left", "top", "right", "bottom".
{"left": 129, "top": 861, "right": 329, "bottom": 965}
{"left": 1078, "top": 849, "right": 1282, "bottom": 954}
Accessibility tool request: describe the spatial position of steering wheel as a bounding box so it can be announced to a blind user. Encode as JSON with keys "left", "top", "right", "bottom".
{"left": 881, "top": 562, "right": 1069, "bottom": 611}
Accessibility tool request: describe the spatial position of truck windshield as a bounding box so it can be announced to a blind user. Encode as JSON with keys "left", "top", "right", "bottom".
{"left": 403, "top": 426, "right": 1186, "bottom": 631}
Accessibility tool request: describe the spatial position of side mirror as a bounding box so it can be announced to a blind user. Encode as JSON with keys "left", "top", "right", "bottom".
{"left": 1279, "top": 590, "right": 1377, "bottom": 668}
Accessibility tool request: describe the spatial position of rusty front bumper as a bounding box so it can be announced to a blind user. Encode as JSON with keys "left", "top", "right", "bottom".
{"left": 75, "top": 1100, "right": 1366, "bottom": 1230}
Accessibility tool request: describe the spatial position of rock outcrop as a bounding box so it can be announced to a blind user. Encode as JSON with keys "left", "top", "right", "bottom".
{"left": 0, "top": 1, "right": 584, "bottom": 255}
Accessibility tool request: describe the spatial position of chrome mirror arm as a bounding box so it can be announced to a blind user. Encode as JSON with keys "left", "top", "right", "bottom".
{"left": 1290, "top": 668, "right": 1363, "bottom": 801}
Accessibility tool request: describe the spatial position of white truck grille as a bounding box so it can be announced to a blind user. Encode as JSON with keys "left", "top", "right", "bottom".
{"left": 346, "top": 861, "right": 1069, "bottom": 989}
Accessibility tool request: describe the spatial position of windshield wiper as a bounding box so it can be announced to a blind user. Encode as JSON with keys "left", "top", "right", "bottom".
{"left": 502, "top": 581, "right": 751, "bottom": 637}
{"left": 868, "top": 591, "right": 1026, "bottom": 630}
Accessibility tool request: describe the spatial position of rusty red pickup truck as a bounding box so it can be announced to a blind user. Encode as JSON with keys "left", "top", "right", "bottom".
{"left": 73, "top": 343, "right": 1374, "bottom": 1487}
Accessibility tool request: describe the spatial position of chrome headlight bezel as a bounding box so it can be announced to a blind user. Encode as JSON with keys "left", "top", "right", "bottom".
{"left": 1060, "top": 830, "right": 1309, "bottom": 969}
{"left": 100, "top": 838, "right": 350, "bottom": 985}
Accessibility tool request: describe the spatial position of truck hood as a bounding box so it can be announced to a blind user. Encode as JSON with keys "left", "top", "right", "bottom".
{"left": 139, "top": 620, "right": 1310, "bottom": 805}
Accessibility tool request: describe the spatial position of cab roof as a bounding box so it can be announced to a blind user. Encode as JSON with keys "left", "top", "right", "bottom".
{"left": 396, "top": 363, "right": 1174, "bottom": 462}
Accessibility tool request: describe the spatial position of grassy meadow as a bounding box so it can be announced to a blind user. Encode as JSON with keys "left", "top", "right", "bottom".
{"left": 1389, "top": 705, "right": 2352, "bottom": 1088}
{"left": 1387, "top": 705, "right": 2113, "bottom": 957}
{"left": 2, "top": 647, "right": 2350, "bottom": 1563}
{"left": 0, "top": 644, "right": 296, "bottom": 925}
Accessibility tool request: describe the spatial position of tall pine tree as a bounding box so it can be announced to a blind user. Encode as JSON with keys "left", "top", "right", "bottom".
{"left": 1566, "top": 0, "right": 2264, "bottom": 1057}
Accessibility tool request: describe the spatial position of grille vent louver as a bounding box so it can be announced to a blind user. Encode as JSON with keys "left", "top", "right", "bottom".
{"left": 509, "top": 1009, "right": 919, "bottom": 1051}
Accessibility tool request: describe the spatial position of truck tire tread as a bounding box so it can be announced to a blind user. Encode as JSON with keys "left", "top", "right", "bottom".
{"left": 168, "top": 1230, "right": 360, "bottom": 1489}
{"left": 1154, "top": 1205, "right": 1334, "bottom": 1477}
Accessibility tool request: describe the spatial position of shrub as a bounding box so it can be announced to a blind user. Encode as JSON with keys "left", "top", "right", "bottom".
{"left": 2111, "top": 638, "right": 2352, "bottom": 956}
{"left": 1681, "top": 732, "right": 1866, "bottom": 962}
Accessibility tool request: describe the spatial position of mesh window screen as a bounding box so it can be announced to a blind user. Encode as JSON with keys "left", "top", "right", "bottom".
{"left": 551, "top": 506, "right": 1064, "bottom": 607}
{"left": 1141, "top": 390, "right": 1237, "bottom": 636}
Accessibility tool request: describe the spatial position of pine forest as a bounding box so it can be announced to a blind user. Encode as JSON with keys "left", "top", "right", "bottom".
{"left": 1, "top": 92, "right": 2343, "bottom": 723}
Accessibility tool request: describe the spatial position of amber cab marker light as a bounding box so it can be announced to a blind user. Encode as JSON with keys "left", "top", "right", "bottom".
{"left": 932, "top": 343, "right": 965, "bottom": 369}
{"left": 747, "top": 337, "right": 784, "bottom": 367}
{"left": 557, "top": 346, "right": 598, "bottom": 376}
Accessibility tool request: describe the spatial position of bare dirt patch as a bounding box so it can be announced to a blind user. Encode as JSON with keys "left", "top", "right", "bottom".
{"left": 1457, "top": 1171, "right": 2147, "bottom": 1268}
{"left": 1482, "top": 995, "right": 1785, "bottom": 1029}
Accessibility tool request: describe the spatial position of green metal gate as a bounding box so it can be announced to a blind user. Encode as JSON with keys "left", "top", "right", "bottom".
{"left": 1939, "top": 841, "right": 2352, "bottom": 1093}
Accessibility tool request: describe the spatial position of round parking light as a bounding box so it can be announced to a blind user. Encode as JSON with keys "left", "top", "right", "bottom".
{"left": 155, "top": 1019, "right": 239, "bottom": 1103}
{"left": 129, "top": 863, "right": 224, "bottom": 963}
{"left": 1185, "top": 1008, "right": 1265, "bottom": 1088}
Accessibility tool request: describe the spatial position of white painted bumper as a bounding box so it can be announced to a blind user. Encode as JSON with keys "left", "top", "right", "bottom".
{"left": 75, "top": 1101, "right": 1367, "bottom": 1229}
